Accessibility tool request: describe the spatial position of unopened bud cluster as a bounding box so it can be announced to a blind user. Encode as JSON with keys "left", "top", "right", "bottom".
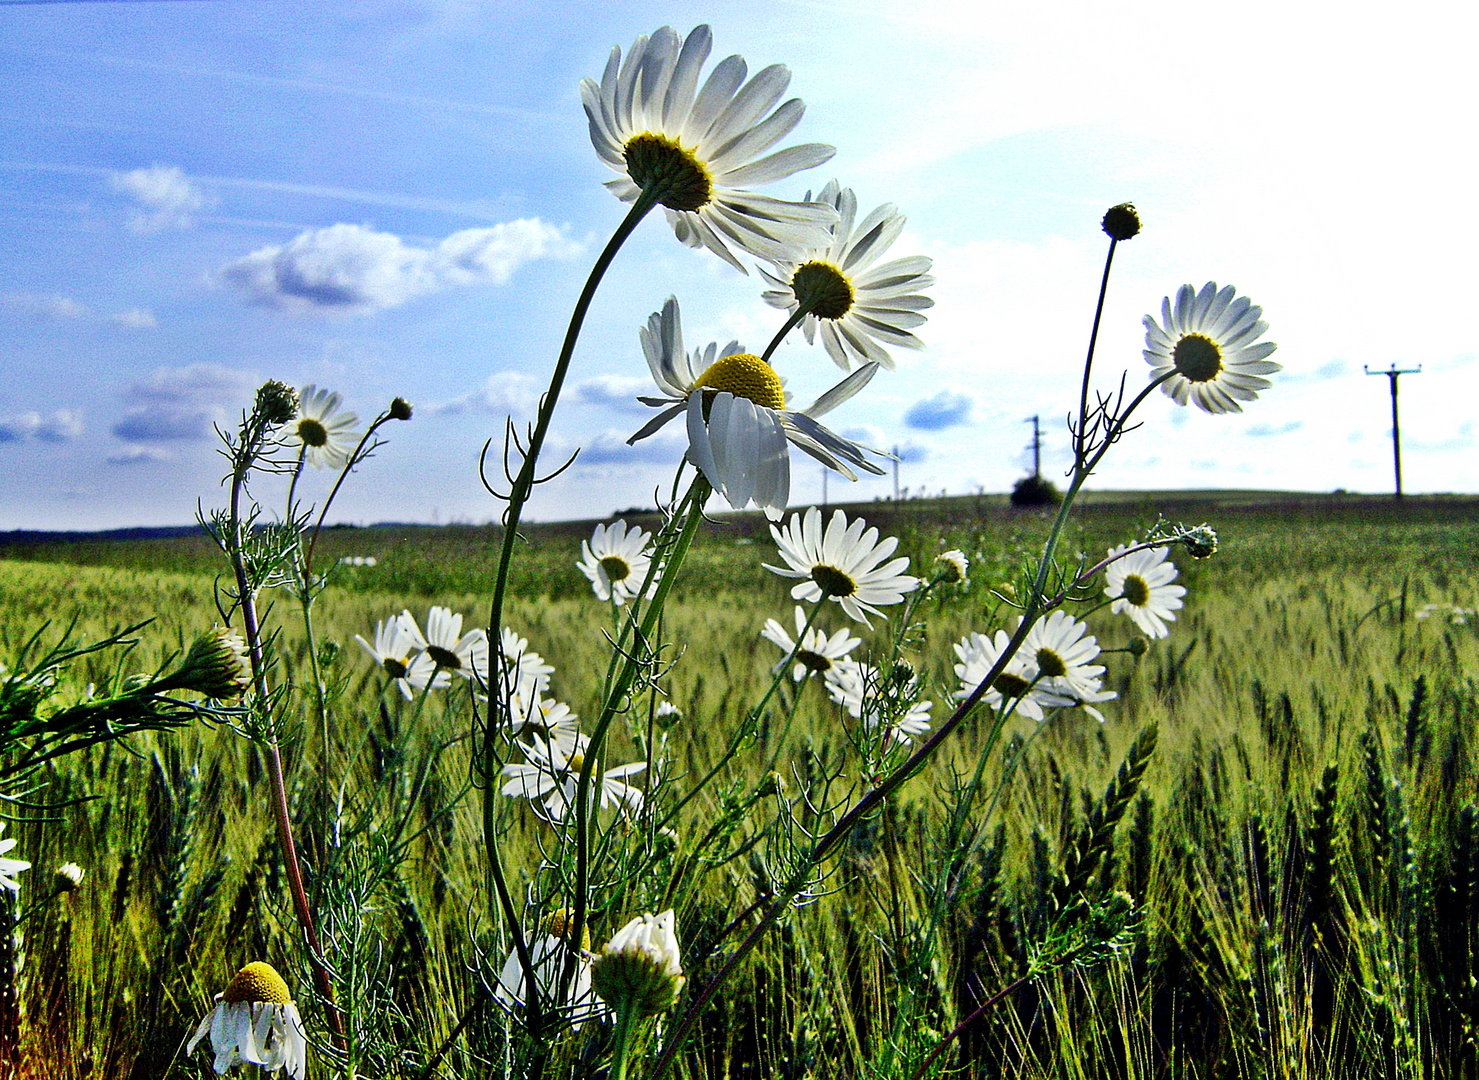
{"left": 163, "top": 627, "right": 252, "bottom": 699}
{"left": 253, "top": 381, "right": 299, "bottom": 427}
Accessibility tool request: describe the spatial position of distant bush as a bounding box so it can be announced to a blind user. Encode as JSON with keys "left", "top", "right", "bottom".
{"left": 1011, "top": 474, "right": 1062, "bottom": 506}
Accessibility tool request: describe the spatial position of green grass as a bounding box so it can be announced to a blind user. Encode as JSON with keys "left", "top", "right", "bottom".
{"left": 2, "top": 492, "right": 1478, "bottom": 1078}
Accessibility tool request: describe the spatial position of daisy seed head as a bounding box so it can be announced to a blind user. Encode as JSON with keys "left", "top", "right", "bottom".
{"left": 1172, "top": 333, "right": 1223, "bottom": 383}
{"left": 1101, "top": 202, "right": 1141, "bottom": 241}
{"left": 624, "top": 133, "right": 713, "bottom": 212}
{"left": 221, "top": 961, "right": 293, "bottom": 1006}
{"left": 1035, "top": 647, "right": 1069, "bottom": 679}
{"left": 1182, "top": 524, "right": 1219, "bottom": 559}
{"left": 389, "top": 396, "right": 414, "bottom": 421}
{"left": 599, "top": 555, "right": 633, "bottom": 582}
{"left": 791, "top": 260, "right": 855, "bottom": 320}
{"left": 693, "top": 353, "right": 786, "bottom": 411}
{"left": 254, "top": 381, "right": 298, "bottom": 427}
{"left": 811, "top": 563, "right": 857, "bottom": 598}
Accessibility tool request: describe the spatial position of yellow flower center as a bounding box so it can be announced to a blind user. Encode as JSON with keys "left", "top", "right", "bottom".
{"left": 295, "top": 417, "right": 329, "bottom": 448}
{"left": 567, "top": 752, "right": 586, "bottom": 773}
{"left": 810, "top": 564, "right": 857, "bottom": 598}
{"left": 543, "top": 908, "right": 594, "bottom": 952}
{"left": 1172, "top": 333, "right": 1223, "bottom": 383}
{"left": 624, "top": 133, "right": 713, "bottom": 212}
{"left": 221, "top": 961, "right": 292, "bottom": 1005}
{"left": 692, "top": 354, "right": 786, "bottom": 411}
{"left": 600, "top": 556, "right": 632, "bottom": 582}
{"left": 791, "top": 261, "right": 855, "bottom": 321}
{"left": 1035, "top": 648, "right": 1068, "bottom": 679}
{"left": 1122, "top": 574, "right": 1151, "bottom": 607}
{"left": 426, "top": 645, "right": 462, "bottom": 670}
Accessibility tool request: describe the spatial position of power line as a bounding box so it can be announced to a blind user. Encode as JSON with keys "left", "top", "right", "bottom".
{"left": 1364, "top": 363, "right": 1421, "bottom": 500}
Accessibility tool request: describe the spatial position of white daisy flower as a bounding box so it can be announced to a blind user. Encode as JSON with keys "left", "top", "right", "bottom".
{"left": 935, "top": 549, "right": 969, "bottom": 584}
{"left": 764, "top": 506, "right": 919, "bottom": 626}
{"left": 186, "top": 962, "right": 307, "bottom": 1079}
{"left": 953, "top": 629, "right": 1074, "bottom": 723}
{"left": 591, "top": 909, "right": 685, "bottom": 1016}
{"left": 760, "top": 179, "right": 934, "bottom": 371}
{"left": 495, "top": 911, "right": 604, "bottom": 1027}
{"left": 582, "top": 25, "right": 837, "bottom": 272}
{"left": 501, "top": 736, "right": 646, "bottom": 823}
{"left": 1021, "top": 611, "right": 1117, "bottom": 722}
{"left": 760, "top": 604, "right": 862, "bottom": 681}
{"left": 1103, "top": 545, "right": 1187, "bottom": 639}
{"left": 289, "top": 385, "right": 360, "bottom": 469}
{"left": 354, "top": 612, "right": 442, "bottom": 700}
{"left": 824, "top": 659, "right": 933, "bottom": 747}
{"left": 1143, "top": 282, "right": 1280, "bottom": 414}
{"left": 486, "top": 626, "right": 555, "bottom": 719}
{"left": 420, "top": 606, "right": 488, "bottom": 684}
{"left": 577, "top": 521, "right": 658, "bottom": 606}
{"left": 0, "top": 823, "right": 29, "bottom": 893}
{"left": 628, "top": 298, "right": 884, "bottom": 518}
{"left": 507, "top": 696, "right": 583, "bottom": 760}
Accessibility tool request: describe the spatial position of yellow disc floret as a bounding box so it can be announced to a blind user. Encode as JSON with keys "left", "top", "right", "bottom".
{"left": 692, "top": 354, "right": 786, "bottom": 412}
{"left": 221, "top": 961, "right": 292, "bottom": 1005}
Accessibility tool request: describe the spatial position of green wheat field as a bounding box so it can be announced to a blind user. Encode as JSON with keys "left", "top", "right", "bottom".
{"left": 4, "top": 490, "right": 1478, "bottom": 1079}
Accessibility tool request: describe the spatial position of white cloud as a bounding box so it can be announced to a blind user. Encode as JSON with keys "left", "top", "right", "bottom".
{"left": 112, "top": 308, "right": 157, "bottom": 328}
{"left": 221, "top": 219, "right": 581, "bottom": 314}
{"left": 904, "top": 390, "right": 973, "bottom": 431}
{"left": 1, "top": 293, "right": 88, "bottom": 321}
{"left": 433, "top": 370, "right": 541, "bottom": 417}
{"left": 574, "top": 374, "right": 651, "bottom": 413}
{"left": 110, "top": 164, "right": 211, "bottom": 233}
{"left": 113, "top": 363, "right": 260, "bottom": 444}
{"left": 107, "top": 446, "right": 171, "bottom": 465}
{"left": 0, "top": 409, "right": 83, "bottom": 443}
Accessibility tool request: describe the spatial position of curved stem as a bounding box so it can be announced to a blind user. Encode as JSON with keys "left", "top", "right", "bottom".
{"left": 761, "top": 304, "right": 810, "bottom": 364}
{"left": 1075, "top": 237, "right": 1118, "bottom": 463}
{"left": 909, "top": 972, "right": 1034, "bottom": 1080}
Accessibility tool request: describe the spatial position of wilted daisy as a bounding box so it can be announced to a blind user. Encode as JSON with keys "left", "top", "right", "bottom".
{"left": 760, "top": 179, "right": 933, "bottom": 370}
{"left": 501, "top": 736, "right": 645, "bottom": 822}
{"left": 0, "top": 823, "right": 29, "bottom": 893}
{"left": 186, "top": 962, "right": 307, "bottom": 1079}
{"left": 582, "top": 25, "right": 836, "bottom": 272}
{"left": 420, "top": 606, "right": 488, "bottom": 684}
{"left": 355, "top": 612, "right": 441, "bottom": 699}
{"left": 765, "top": 506, "right": 919, "bottom": 625}
{"left": 496, "top": 910, "right": 604, "bottom": 1026}
{"left": 577, "top": 521, "right": 657, "bottom": 605}
{"left": 1143, "top": 283, "right": 1280, "bottom": 414}
{"left": 760, "top": 604, "right": 862, "bottom": 681}
{"left": 953, "top": 629, "right": 1073, "bottom": 723}
{"left": 825, "top": 660, "right": 932, "bottom": 746}
{"left": 288, "top": 385, "right": 360, "bottom": 469}
{"left": 1021, "top": 611, "right": 1116, "bottom": 721}
{"left": 1103, "top": 545, "right": 1186, "bottom": 639}
{"left": 628, "top": 298, "right": 884, "bottom": 517}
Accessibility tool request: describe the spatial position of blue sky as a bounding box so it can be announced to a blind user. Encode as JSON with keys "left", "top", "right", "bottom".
{"left": 2, "top": 0, "right": 1475, "bottom": 530}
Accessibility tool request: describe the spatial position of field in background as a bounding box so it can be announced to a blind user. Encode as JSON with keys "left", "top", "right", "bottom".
{"left": 3, "top": 491, "right": 1478, "bottom": 1078}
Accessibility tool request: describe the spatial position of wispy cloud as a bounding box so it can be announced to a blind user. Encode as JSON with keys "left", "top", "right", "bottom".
{"left": 112, "top": 363, "right": 259, "bottom": 444}
{"left": 110, "top": 164, "right": 212, "bottom": 232}
{"left": 904, "top": 390, "right": 973, "bottom": 431}
{"left": 112, "top": 307, "right": 157, "bottom": 328}
{"left": 0, "top": 409, "right": 83, "bottom": 443}
{"left": 107, "top": 446, "right": 171, "bottom": 465}
{"left": 432, "top": 371, "right": 541, "bottom": 417}
{"left": 0, "top": 292, "right": 87, "bottom": 320}
{"left": 1245, "top": 421, "right": 1304, "bottom": 438}
{"left": 221, "top": 220, "right": 581, "bottom": 314}
{"left": 573, "top": 374, "right": 651, "bottom": 414}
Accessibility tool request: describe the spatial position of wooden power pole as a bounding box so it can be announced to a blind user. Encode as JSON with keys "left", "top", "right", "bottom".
{"left": 1364, "top": 364, "right": 1421, "bottom": 499}
{"left": 1025, "top": 415, "right": 1043, "bottom": 478}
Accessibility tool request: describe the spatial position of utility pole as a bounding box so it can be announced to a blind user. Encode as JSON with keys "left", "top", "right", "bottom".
{"left": 892, "top": 445, "right": 900, "bottom": 501}
{"left": 1024, "top": 415, "right": 1043, "bottom": 478}
{"left": 1365, "top": 364, "right": 1421, "bottom": 500}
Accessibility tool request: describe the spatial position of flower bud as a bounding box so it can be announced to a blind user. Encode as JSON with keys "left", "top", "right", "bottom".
{"left": 389, "top": 397, "right": 414, "bottom": 421}
{"left": 1101, "top": 203, "right": 1141, "bottom": 241}
{"left": 590, "top": 910, "right": 684, "bottom": 1017}
{"left": 253, "top": 381, "right": 299, "bottom": 427}
{"left": 167, "top": 627, "right": 252, "bottom": 699}
{"left": 1126, "top": 636, "right": 1150, "bottom": 658}
{"left": 934, "top": 549, "right": 969, "bottom": 584}
{"left": 1181, "top": 524, "right": 1219, "bottom": 559}
{"left": 55, "top": 862, "right": 84, "bottom": 892}
{"left": 891, "top": 660, "right": 915, "bottom": 686}
{"left": 654, "top": 700, "right": 683, "bottom": 728}
{"left": 756, "top": 771, "right": 785, "bottom": 798}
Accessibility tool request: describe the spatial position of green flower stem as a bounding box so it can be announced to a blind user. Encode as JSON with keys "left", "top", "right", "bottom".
{"left": 562, "top": 475, "right": 709, "bottom": 1006}
{"left": 225, "top": 467, "right": 347, "bottom": 1050}
{"left": 908, "top": 971, "right": 1035, "bottom": 1080}
{"left": 1074, "top": 235, "right": 1119, "bottom": 463}
{"left": 480, "top": 189, "right": 659, "bottom": 1040}
{"left": 608, "top": 998, "right": 642, "bottom": 1080}
{"left": 761, "top": 303, "right": 811, "bottom": 364}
